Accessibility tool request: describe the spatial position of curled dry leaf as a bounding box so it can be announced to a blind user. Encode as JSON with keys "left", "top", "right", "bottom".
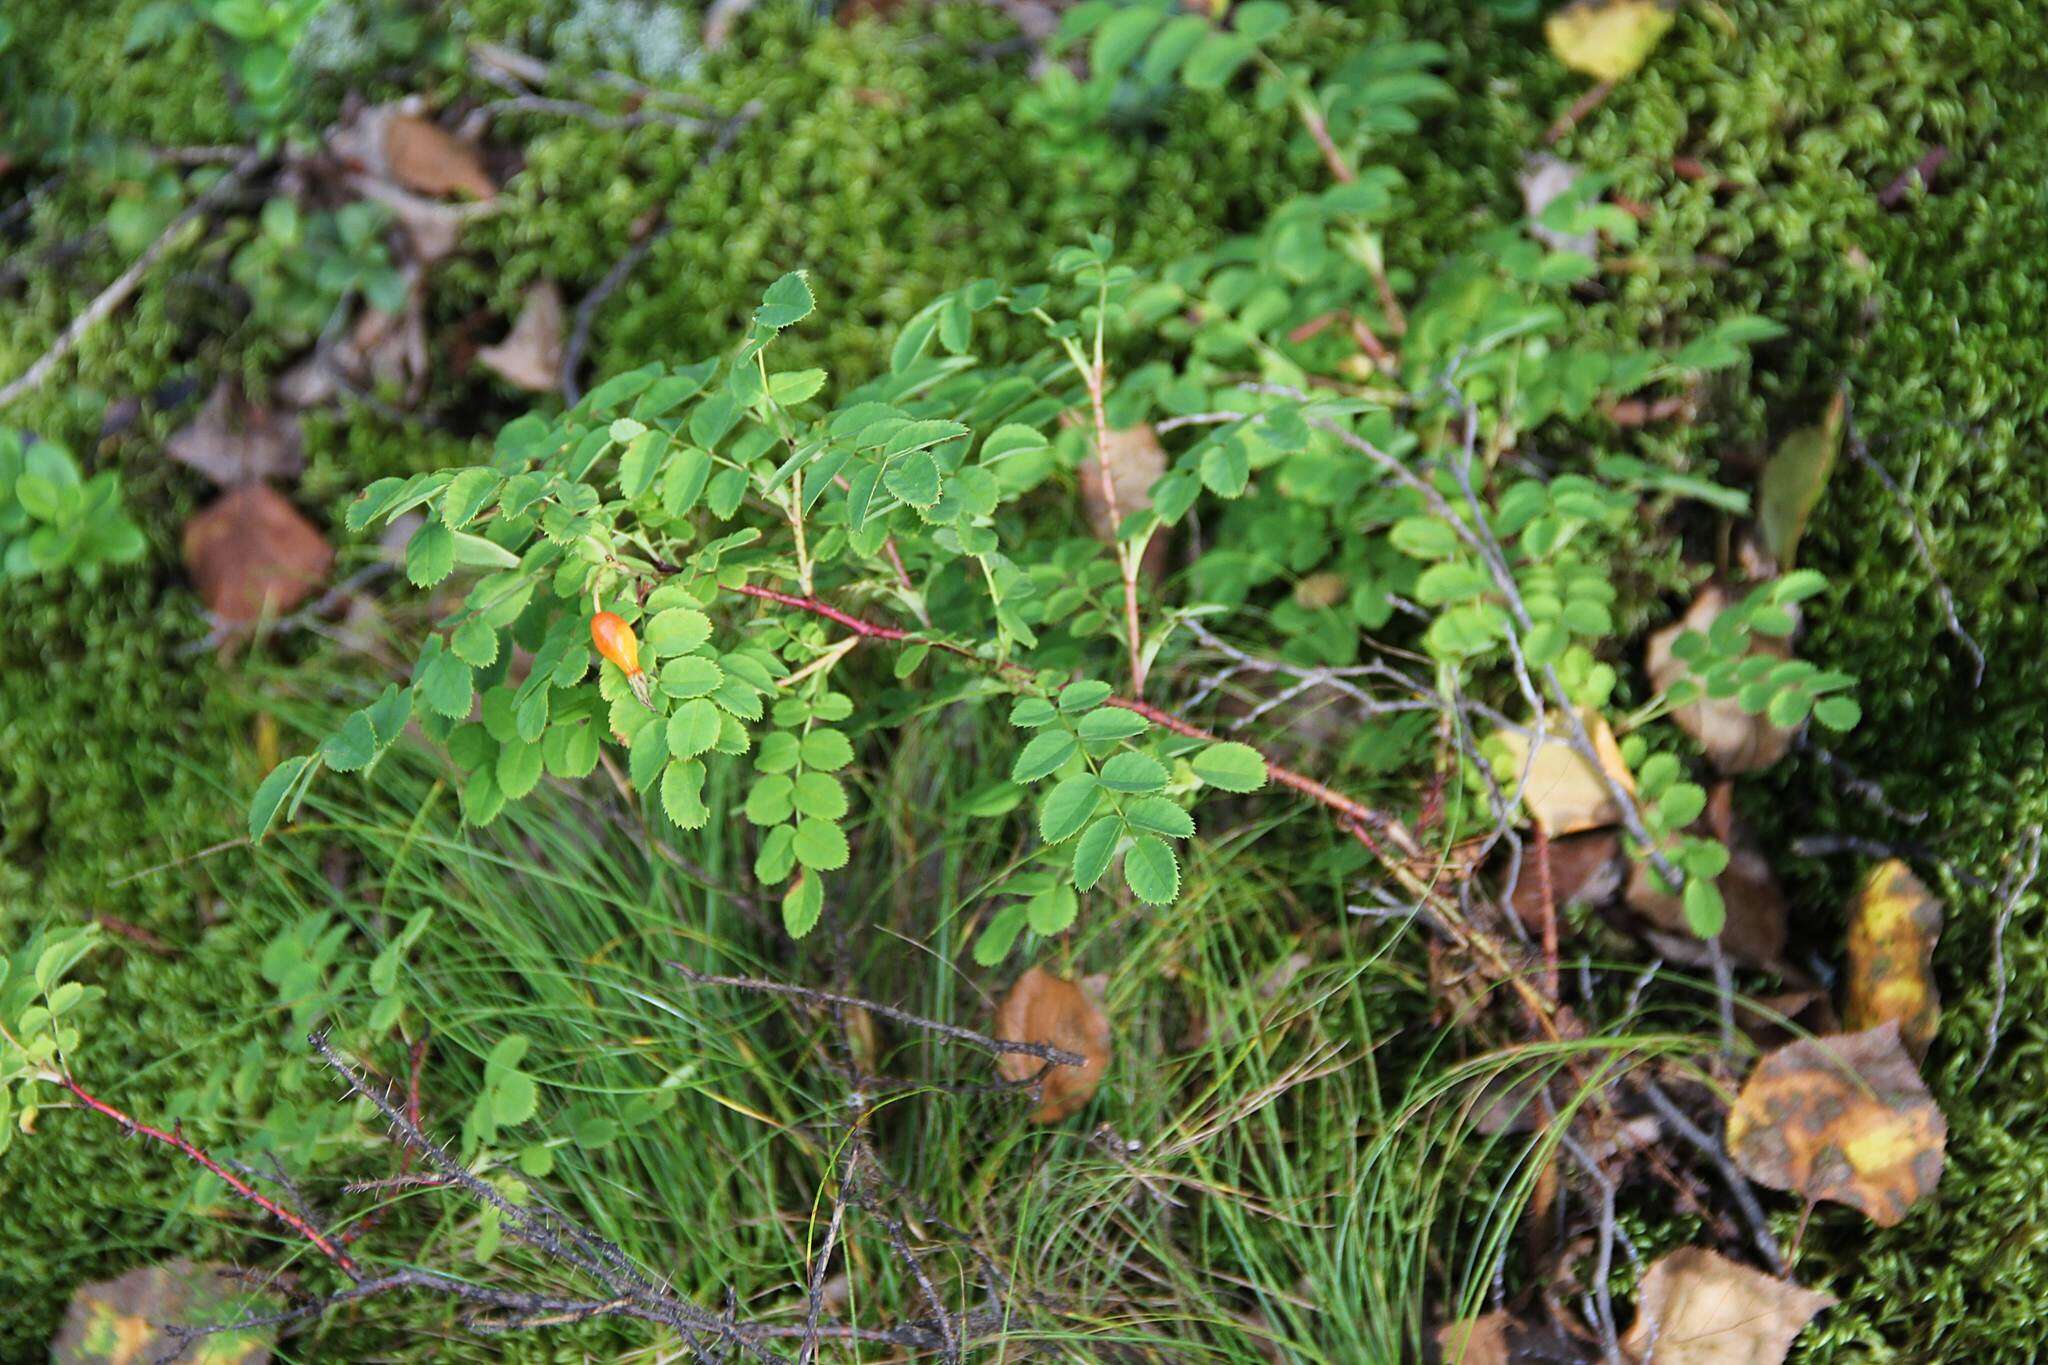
{"left": 182, "top": 484, "right": 333, "bottom": 623}
{"left": 994, "top": 966, "right": 1111, "bottom": 1123}
{"left": 478, "top": 280, "right": 566, "bottom": 393}
{"left": 1619, "top": 1247, "right": 1833, "bottom": 1365}
{"left": 1626, "top": 782, "right": 1789, "bottom": 969}
{"left": 52, "top": 1259, "right": 275, "bottom": 1365}
{"left": 1727, "top": 1021, "right": 1946, "bottom": 1227}
{"left": 1493, "top": 708, "right": 1637, "bottom": 837}
{"left": 1843, "top": 859, "right": 1942, "bottom": 1057}
{"left": 1079, "top": 423, "right": 1166, "bottom": 543}
{"left": 1544, "top": 0, "right": 1678, "bottom": 83}
{"left": 1645, "top": 587, "right": 1797, "bottom": 775}
{"left": 384, "top": 113, "right": 496, "bottom": 201}
{"left": 165, "top": 382, "right": 304, "bottom": 487}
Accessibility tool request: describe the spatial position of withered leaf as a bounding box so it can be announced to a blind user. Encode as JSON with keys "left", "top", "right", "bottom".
{"left": 994, "top": 966, "right": 1110, "bottom": 1123}
{"left": 1493, "top": 709, "right": 1637, "bottom": 837}
{"left": 1843, "top": 859, "right": 1942, "bottom": 1057}
{"left": 1509, "top": 829, "right": 1622, "bottom": 935}
{"left": 1758, "top": 391, "right": 1845, "bottom": 569}
{"left": 384, "top": 113, "right": 496, "bottom": 201}
{"left": 1727, "top": 1022, "right": 1946, "bottom": 1227}
{"left": 1645, "top": 587, "right": 1797, "bottom": 775}
{"left": 1625, "top": 782, "right": 1788, "bottom": 969}
{"left": 1079, "top": 424, "right": 1166, "bottom": 543}
{"left": 182, "top": 484, "right": 333, "bottom": 623}
{"left": 478, "top": 280, "right": 566, "bottom": 393}
{"left": 52, "top": 1259, "right": 275, "bottom": 1365}
{"left": 1619, "top": 1247, "right": 1833, "bottom": 1365}
{"left": 1435, "top": 1311, "right": 1590, "bottom": 1364}
{"left": 1544, "top": 0, "right": 1677, "bottom": 83}
{"left": 165, "top": 382, "right": 304, "bottom": 487}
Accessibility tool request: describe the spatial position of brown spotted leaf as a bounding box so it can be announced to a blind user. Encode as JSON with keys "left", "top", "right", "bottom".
{"left": 994, "top": 966, "right": 1110, "bottom": 1123}
{"left": 1843, "top": 859, "right": 1942, "bottom": 1057}
{"left": 1727, "top": 1022, "right": 1946, "bottom": 1226}
{"left": 182, "top": 484, "right": 333, "bottom": 623}
{"left": 1618, "top": 1247, "right": 1833, "bottom": 1365}
{"left": 52, "top": 1259, "right": 275, "bottom": 1364}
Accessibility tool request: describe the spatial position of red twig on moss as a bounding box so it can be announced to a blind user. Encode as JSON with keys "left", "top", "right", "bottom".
{"left": 56, "top": 1071, "right": 361, "bottom": 1276}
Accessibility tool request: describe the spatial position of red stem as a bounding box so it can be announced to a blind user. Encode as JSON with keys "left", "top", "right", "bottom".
{"left": 58, "top": 1072, "right": 360, "bottom": 1276}
{"left": 732, "top": 583, "right": 1420, "bottom": 857}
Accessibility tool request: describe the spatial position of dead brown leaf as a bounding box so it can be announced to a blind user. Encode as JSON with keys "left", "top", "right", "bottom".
{"left": 182, "top": 484, "right": 333, "bottom": 623}
{"left": 1493, "top": 709, "right": 1637, "bottom": 836}
{"left": 478, "top": 280, "right": 566, "bottom": 393}
{"left": 1435, "top": 1311, "right": 1590, "bottom": 1364}
{"left": 1508, "top": 829, "right": 1622, "bottom": 934}
{"left": 1843, "top": 859, "right": 1942, "bottom": 1057}
{"left": 1079, "top": 424, "right": 1166, "bottom": 543}
{"left": 994, "top": 966, "right": 1111, "bottom": 1123}
{"left": 1726, "top": 1022, "right": 1946, "bottom": 1227}
{"left": 52, "top": 1259, "right": 274, "bottom": 1365}
{"left": 1619, "top": 1247, "right": 1832, "bottom": 1365}
{"left": 165, "top": 382, "right": 304, "bottom": 486}
{"left": 384, "top": 113, "right": 496, "bottom": 200}
{"left": 1625, "top": 782, "right": 1788, "bottom": 969}
{"left": 1645, "top": 588, "right": 1797, "bottom": 775}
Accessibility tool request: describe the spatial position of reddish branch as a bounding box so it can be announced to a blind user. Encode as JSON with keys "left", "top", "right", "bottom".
{"left": 734, "top": 583, "right": 1424, "bottom": 860}
{"left": 57, "top": 1071, "right": 360, "bottom": 1276}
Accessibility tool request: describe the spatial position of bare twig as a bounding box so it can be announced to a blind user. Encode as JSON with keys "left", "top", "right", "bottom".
{"left": 667, "top": 965, "right": 1085, "bottom": 1068}
{"left": 0, "top": 149, "right": 265, "bottom": 410}
{"left": 1638, "top": 1079, "right": 1785, "bottom": 1274}
{"left": 1845, "top": 417, "right": 1986, "bottom": 686}
{"left": 1972, "top": 824, "right": 2043, "bottom": 1085}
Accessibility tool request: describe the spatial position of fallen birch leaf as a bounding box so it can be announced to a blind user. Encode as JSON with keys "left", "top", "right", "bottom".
{"left": 1758, "top": 391, "right": 1846, "bottom": 568}
{"left": 1492, "top": 709, "right": 1637, "bottom": 836}
{"left": 1619, "top": 1247, "right": 1833, "bottom": 1365}
{"left": 182, "top": 484, "right": 333, "bottom": 623}
{"left": 1645, "top": 588, "right": 1797, "bottom": 775}
{"left": 1843, "top": 859, "right": 1942, "bottom": 1056}
{"left": 1727, "top": 1022, "right": 1946, "bottom": 1227}
{"left": 165, "top": 382, "right": 304, "bottom": 486}
{"left": 52, "top": 1259, "right": 275, "bottom": 1364}
{"left": 1079, "top": 424, "right": 1166, "bottom": 543}
{"left": 478, "top": 280, "right": 566, "bottom": 393}
{"left": 994, "top": 966, "right": 1110, "bottom": 1123}
{"left": 384, "top": 113, "right": 496, "bottom": 201}
{"left": 1545, "top": 0, "right": 1677, "bottom": 83}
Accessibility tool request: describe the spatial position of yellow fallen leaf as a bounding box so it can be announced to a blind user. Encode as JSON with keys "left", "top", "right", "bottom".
{"left": 1727, "top": 1022, "right": 1946, "bottom": 1226}
{"left": 1491, "top": 708, "right": 1637, "bottom": 836}
{"left": 1843, "top": 859, "right": 1943, "bottom": 1057}
{"left": 1545, "top": 0, "right": 1677, "bottom": 83}
{"left": 1758, "top": 390, "right": 1846, "bottom": 568}
{"left": 1620, "top": 1247, "right": 1834, "bottom": 1364}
